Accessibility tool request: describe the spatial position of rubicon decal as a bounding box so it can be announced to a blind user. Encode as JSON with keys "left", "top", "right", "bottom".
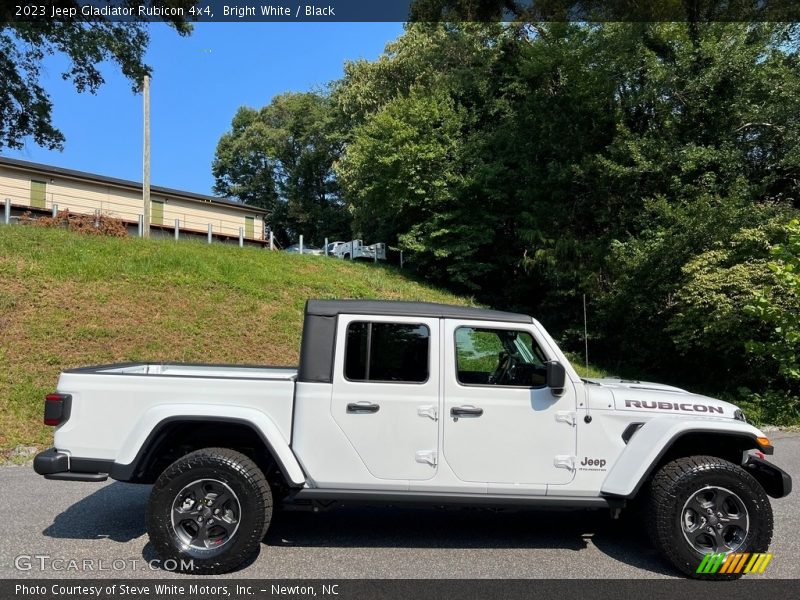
{"left": 625, "top": 399, "right": 724, "bottom": 414}
{"left": 696, "top": 552, "right": 773, "bottom": 575}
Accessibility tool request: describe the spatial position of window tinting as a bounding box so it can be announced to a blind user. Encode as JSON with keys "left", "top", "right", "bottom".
{"left": 345, "top": 322, "right": 429, "bottom": 383}
{"left": 455, "top": 327, "right": 547, "bottom": 387}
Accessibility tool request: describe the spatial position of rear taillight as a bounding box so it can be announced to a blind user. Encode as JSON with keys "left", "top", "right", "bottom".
{"left": 44, "top": 393, "right": 72, "bottom": 426}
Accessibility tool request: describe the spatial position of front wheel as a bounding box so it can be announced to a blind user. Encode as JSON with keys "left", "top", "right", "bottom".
{"left": 647, "top": 455, "right": 773, "bottom": 579}
{"left": 146, "top": 448, "right": 272, "bottom": 574}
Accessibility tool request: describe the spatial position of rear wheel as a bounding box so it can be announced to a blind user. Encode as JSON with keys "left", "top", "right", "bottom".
{"left": 146, "top": 448, "right": 272, "bottom": 574}
{"left": 647, "top": 455, "right": 772, "bottom": 579}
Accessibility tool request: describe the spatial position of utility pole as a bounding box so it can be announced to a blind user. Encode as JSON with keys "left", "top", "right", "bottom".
{"left": 142, "top": 74, "right": 151, "bottom": 237}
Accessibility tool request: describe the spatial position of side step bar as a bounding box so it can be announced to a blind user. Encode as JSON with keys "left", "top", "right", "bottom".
{"left": 288, "top": 488, "right": 621, "bottom": 509}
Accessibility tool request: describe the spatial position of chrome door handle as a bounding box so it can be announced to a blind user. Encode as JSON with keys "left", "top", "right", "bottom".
{"left": 347, "top": 402, "right": 380, "bottom": 414}
{"left": 450, "top": 406, "right": 483, "bottom": 418}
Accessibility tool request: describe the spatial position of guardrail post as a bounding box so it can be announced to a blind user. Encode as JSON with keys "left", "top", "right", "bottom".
{"left": 239, "top": 227, "right": 244, "bottom": 247}
{"left": 174, "top": 219, "right": 180, "bottom": 240}
{"left": 207, "top": 223, "right": 213, "bottom": 244}
{"left": 324, "top": 237, "right": 328, "bottom": 256}
{"left": 4, "top": 198, "right": 11, "bottom": 224}
{"left": 52, "top": 204, "right": 58, "bottom": 218}
{"left": 299, "top": 234, "right": 304, "bottom": 255}
{"left": 138, "top": 215, "right": 143, "bottom": 237}
{"left": 269, "top": 230, "right": 274, "bottom": 250}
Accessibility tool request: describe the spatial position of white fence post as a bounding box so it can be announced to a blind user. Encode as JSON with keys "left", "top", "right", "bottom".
{"left": 299, "top": 234, "right": 304, "bottom": 255}
{"left": 174, "top": 219, "right": 180, "bottom": 240}
{"left": 52, "top": 204, "right": 58, "bottom": 218}
{"left": 269, "top": 231, "right": 274, "bottom": 250}
{"left": 3, "top": 198, "right": 10, "bottom": 225}
{"left": 324, "top": 237, "right": 328, "bottom": 256}
{"left": 207, "top": 223, "right": 213, "bottom": 244}
{"left": 400, "top": 250, "right": 404, "bottom": 269}
{"left": 138, "top": 215, "right": 143, "bottom": 237}
{"left": 239, "top": 227, "right": 244, "bottom": 247}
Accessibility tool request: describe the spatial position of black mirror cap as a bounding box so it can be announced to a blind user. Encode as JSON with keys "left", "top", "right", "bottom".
{"left": 545, "top": 360, "right": 566, "bottom": 395}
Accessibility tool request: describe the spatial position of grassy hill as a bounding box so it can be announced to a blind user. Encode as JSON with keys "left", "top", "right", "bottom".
{"left": 0, "top": 226, "right": 471, "bottom": 458}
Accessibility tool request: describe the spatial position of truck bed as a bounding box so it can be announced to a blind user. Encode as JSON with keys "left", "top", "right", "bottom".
{"left": 54, "top": 362, "right": 298, "bottom": 463}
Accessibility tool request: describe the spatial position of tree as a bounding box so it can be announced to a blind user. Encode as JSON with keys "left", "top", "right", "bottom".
{"left": 213, "top": 92, "right": 349, "bottom": 246}
{"left": 333, "top": 21, "right": 800, "bottom": 403}
{"left": 0, "top": 2, "right": 194, "bottom": 151}
{"left": 747, "top": 219, "right": 800, "bottom": 384}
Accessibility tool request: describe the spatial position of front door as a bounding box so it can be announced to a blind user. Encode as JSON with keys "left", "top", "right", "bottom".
{"left": 331, "top": 315, "right": 440, "bottom": 481}
{"left": 442, "top": 319, "right": 577, "bottom": 486}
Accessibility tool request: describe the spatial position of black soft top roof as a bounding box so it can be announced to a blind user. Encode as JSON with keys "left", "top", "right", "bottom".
{"left": 305, "top": 299, "right": 531, "bottom": 324}
{"left": 298, "top": 299, "right": 533, "bottom": 384}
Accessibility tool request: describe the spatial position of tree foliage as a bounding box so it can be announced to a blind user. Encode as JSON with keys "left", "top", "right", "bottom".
{"left": 0, "top": 2, "right": 194, "bottom": 151}
{"left": 330, "top": 22, "right": 800, "bottom": 418}
{"left": 213, "top": 92, "right": 349, "bottom": 246}
{"left": 747, "top": 219, "right": 800, "bottom": 384}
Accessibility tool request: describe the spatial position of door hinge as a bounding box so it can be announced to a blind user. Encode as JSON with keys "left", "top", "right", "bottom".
{"left": 415, "top": 450, "right": 438, "bottom": 467}
{"left": 555, "top": 411, "right": 577, "bottom": 427}
{"left": 554, "top": 455, "right": 576, "bottom": 471}
{"left": 417, "top": 405, "right": 438, "bottom": 421}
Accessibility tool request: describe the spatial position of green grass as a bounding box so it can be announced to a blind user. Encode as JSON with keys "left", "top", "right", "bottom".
{"left": 564, "top": 352, "right": 613, "bottom": 379}
{"left": 0, "top": 226, "right": 472, "bottom": 457}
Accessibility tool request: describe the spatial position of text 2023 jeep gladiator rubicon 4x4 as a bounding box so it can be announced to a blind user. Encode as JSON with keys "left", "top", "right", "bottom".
{"left": 34, "top": 300, "right": 791, "bottom": 576}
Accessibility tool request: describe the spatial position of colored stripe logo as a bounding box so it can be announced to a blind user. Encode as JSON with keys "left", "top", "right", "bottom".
{"left": 697, "top": 552, "right": 773, "bottom": 574}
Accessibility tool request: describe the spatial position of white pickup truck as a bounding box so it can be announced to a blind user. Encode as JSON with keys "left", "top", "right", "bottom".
{"left": 34, "top": 300, "right": 791, "bottom": 577}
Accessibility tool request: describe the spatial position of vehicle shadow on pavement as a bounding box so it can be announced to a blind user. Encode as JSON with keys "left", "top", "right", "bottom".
{"left": 42, "top": 482, "right": 149, "bottom": 542}
{"left": 265, "top": 505, "right": 679, "bottom": 576}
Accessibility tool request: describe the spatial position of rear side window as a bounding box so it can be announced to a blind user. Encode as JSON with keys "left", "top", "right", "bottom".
{"left": 345, "top": 322, "right": 430, "bottom": 383}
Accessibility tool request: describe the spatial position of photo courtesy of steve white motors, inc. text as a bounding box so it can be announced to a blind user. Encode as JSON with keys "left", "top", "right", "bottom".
{"left": 14, "top": 583, "right": 339, "bottom": 597}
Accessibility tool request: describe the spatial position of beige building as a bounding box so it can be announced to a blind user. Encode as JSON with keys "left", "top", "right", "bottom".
{"left": 0, "top": 157, "right": 269, "bottom": 245}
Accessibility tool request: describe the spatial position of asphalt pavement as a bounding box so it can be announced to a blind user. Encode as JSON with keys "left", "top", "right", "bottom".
{"left": 1, "top": 432, "right": 798, "bottom": 579}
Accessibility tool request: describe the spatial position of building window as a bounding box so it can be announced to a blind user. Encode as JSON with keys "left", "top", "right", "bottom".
{"left": 245, "top": 216, "right": 255, "bottom": 239}
{"left": 30, "top": 180, "right": 47, "bottom": 209}
{"left": 151, "top": 199, "right": 164, "bottom": 225}
{"left": 344, "top": 322, "right": 430, "bottom": 383}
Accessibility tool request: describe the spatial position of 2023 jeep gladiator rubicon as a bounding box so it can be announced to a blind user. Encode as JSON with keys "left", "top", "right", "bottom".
{"left": 34, "top": 300, "right": 791, "bottom": 577}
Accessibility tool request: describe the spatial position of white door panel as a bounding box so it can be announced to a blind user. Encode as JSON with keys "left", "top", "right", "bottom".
{"left": 331, "top": 315, "right": 439, "bottom": 481}
{"left": 442, "top": 319, "right": 577, "bottom": 486}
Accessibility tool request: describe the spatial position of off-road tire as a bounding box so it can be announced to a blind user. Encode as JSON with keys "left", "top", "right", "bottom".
{"left": 647, "top": 455, "right": 772, "bottom": 579}
{"left": 147, "top": 447, "right": 272, "bottom": 574}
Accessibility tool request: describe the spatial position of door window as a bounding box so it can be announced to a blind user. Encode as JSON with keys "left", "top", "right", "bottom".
{"left": 455, "top": 327, "right": 547, "bottom": 387}
{"left": 345, "top": 322, "right": 429, "bottom": 383}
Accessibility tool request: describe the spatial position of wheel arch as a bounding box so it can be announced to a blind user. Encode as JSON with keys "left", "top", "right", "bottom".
{"left": 110, "top": 410, "right": 305, "bottom": 488}
{"left": 602, "top": 418, "right": 769, "bottom": 499}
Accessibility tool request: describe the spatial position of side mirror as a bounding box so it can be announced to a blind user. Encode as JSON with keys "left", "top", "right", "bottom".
{"left": 545, "top": 360, "right": 566, "bottom": 396}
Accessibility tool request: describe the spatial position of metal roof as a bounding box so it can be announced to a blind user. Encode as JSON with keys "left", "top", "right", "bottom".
{"left": 305, "top": 299, "right": 531, "bottom": 323}
{"left": 0, "top": 156, "right": 268, "bottom": 215}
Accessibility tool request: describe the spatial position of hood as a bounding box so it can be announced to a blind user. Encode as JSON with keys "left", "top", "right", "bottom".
{"left": 584, "top": 378, "right": 740, "bottom": 419}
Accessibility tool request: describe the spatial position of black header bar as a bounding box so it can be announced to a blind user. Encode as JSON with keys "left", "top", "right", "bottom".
{"left": 5, "top": 1, "right": 800, "bottom": 23}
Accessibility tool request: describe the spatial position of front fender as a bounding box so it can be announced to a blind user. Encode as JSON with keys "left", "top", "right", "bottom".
{"left": 112, "top": 403, "right": 306, "bottom": 487}
{"left": 601, "top": 417, "right": 768, "bottom": 498}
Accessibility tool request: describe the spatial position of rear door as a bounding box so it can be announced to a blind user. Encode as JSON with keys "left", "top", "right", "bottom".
{"left": 331, "top": 314, "right": 439, "bottom": 481}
